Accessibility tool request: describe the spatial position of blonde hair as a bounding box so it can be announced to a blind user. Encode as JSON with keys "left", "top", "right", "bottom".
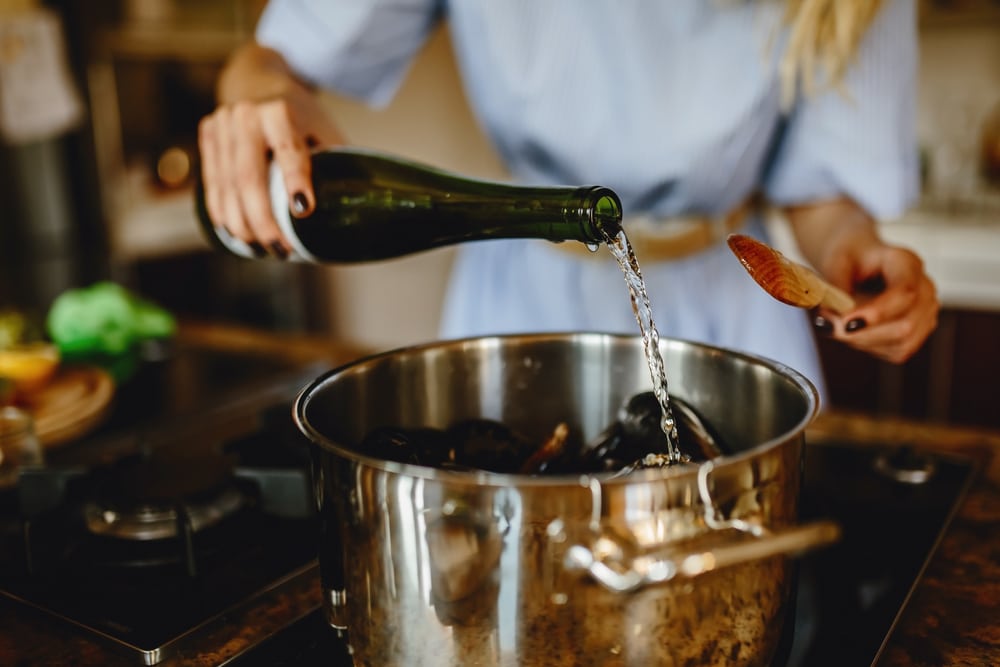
{"left": 779, "top": 0, "right": 885, "bottom": 108}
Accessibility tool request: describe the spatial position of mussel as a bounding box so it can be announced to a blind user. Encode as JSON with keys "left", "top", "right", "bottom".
{"left": 581, "top": 392, "right": 728, "bottom": 472}
{"left": 358, "top": 392, "right": 729, "bottom": 476}
{"left": 444, "top": 419, "right": 537, "bottom": 474}
{"left": 360, "top": 426, "right": 452, "bottom": 467}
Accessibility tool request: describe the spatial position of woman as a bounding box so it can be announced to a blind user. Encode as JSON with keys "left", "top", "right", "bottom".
{"left": 197, "top": 0, "right": 938, "bottom": 402}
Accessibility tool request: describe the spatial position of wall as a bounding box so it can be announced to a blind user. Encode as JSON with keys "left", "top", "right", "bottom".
{"left": 916, "top": 21, "right": 1000, "bottom": 201}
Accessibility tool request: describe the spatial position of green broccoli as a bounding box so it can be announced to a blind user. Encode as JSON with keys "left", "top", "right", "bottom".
{"left": 46, "top": 281, "right": 176, "bottom": 357}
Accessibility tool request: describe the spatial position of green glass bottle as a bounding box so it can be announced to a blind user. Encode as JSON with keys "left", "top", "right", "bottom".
{"left": 196, "top": 148, "right": 622, "bottom": 263}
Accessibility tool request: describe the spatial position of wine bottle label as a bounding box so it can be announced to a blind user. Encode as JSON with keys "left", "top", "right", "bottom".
{"left": 269, "top": 162, "right": 319, "bottom": 263}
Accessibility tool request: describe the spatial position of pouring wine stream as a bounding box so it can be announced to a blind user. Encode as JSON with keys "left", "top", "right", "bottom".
{"left": 604, "top": 230, "right": 685, "bottom": 465}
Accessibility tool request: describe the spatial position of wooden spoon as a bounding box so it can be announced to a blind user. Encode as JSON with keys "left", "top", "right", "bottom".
{"left": 727, "top": 233, "right": 855, "bottom": 314}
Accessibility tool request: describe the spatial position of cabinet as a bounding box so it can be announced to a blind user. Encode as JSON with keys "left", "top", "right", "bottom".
{"left": 919, "top": 0, "right": 1000, "bottom": 25}
{"left": 85, "top": 2, "right": 259, "bottom": 261}
{"left": 818, "top": 307, "right": 1000, "bottom": 430}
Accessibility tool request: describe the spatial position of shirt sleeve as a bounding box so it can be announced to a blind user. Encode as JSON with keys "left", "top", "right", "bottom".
{"left": 255, "top": 0, "right": 443, "bottom": 107}
{"left": 763, "top": 0, "right": 919, "bottom": 221}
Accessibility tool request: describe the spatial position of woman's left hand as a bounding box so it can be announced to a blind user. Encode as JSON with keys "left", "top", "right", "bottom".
{"left": 786, "top": 197, "right": 940, "bottom": 364}
{"left": 818, "top": 241, "right": 939, "bottom": 363}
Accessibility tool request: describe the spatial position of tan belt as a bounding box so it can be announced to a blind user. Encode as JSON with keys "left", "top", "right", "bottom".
{"left": 558, "top": 198, "right": 753, "bottom": 262}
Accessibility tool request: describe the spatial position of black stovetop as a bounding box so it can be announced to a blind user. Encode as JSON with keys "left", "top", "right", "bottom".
{"left": 781, "top": 440, "right": 974, "bottom": 666}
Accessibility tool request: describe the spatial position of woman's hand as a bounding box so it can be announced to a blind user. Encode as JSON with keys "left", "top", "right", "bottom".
{"left": 785, "top": 198, "right": 939, "bottom": 364}
{"left": 197, "top": 43, "right": 345, "bottom": 257}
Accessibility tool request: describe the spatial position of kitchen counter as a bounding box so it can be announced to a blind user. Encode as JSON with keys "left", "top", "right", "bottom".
{"left": 879, "top": 205, "right": 1000, "bottom": 312}
{"left": 1, "top": 322, "right": 998, "bottom": 666}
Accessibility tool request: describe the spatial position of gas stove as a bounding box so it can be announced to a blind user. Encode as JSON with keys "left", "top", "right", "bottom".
{"left": 0, "top": 344, "right": 978, "bottom": 666}
{"left": 1, "top": 404, "right": 319, "bottom": 664}
{"left": 0, "top": 344, "right": 330, "bottom": 665}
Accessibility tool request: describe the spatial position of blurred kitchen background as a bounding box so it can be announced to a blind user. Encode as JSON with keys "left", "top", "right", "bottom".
{"left": 1, "top": 0, "right": 999, "bottom": 427}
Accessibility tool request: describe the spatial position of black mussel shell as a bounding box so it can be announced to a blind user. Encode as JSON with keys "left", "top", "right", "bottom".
{"left": 671, "top": 396, "right": 728, "bottom": 461}
{"left": 616, "top": 391, "right": 729, "bottom": 466}
{"left": 618, "top": 391, "right": 664, "bottom": 440}
{"left": 360, "top": 426, "right": 452, "bottom": 467}
{"left": 444, "top": 418, "right": 536, "bottom": 474}
{"left": 579, "top": 421, "right": 658, "bottom": 472}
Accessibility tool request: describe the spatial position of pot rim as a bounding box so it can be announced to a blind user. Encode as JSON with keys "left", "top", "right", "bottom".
{"left": 293, "top": 331, "right": 820, "bottom": 487}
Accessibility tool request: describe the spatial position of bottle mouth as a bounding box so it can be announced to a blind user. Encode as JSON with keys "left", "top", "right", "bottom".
{"left": 585, "top": 186, "right": 623, "bottom": 242}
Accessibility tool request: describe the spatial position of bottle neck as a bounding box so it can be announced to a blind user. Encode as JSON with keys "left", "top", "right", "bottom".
{"left": 575, "top": 186, "right": 623, "bottom": 243}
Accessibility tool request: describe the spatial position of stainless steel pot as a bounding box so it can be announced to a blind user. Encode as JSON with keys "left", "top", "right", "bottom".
{"left": 295, "top": 333, "right": 837, "bottom": 666}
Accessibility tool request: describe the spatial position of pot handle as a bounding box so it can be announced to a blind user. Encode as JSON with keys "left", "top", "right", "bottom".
{"left": 563, "top": 520, "right": 840, "bottom": 594}
{"left": 562, "top": 459, "right": 841, "bottom": 594}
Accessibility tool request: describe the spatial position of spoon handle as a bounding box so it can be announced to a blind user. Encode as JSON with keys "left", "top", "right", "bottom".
{"left": 791, "top": 263, "right": 855, "bottom": 314}
{"left": 819, "top": 282, "right": 856, "bottom": 314}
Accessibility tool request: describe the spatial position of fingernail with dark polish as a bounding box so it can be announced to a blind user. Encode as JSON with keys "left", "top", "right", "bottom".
{"left": 269, "top": 241, "right": 289, "bottom": 259}
{"left": 846, "top": 318, "right": 868, "bottom": 333}
{"left": 813, "top": 315, "right": 834, "bottom": 335}
{"left": 248, "top": 241, "right": 267, "bottom": 257}
{"left": 291, "top": 192, "right": 309, "bottom": 215}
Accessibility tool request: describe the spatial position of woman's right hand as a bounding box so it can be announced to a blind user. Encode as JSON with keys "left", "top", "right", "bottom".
{"left": 197, "top": 43, "right": 345, "bottom": 257}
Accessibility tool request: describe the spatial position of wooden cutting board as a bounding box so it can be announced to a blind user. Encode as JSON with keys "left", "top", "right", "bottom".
{"left": 24, "top": 365, "right": 115, "bottom": 448}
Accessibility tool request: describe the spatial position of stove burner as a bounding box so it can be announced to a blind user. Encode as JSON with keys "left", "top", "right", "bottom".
{"left": 83, "top": 483, "right": 247, "bottom": 540}
{"left": 873, "top": 446, "right": 937, "bottom": 485}
{"left": 81, "top": 444, "right": 246, "bottom": 540}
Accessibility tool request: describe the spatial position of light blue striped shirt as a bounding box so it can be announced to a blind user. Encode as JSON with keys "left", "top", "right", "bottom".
{"left": 257, "top": 0, "right": 920, "bottom": 399}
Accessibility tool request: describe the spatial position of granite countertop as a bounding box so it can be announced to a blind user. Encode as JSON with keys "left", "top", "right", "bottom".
{"left": 0, "top": 322, "right": 997, "bottom": 666}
